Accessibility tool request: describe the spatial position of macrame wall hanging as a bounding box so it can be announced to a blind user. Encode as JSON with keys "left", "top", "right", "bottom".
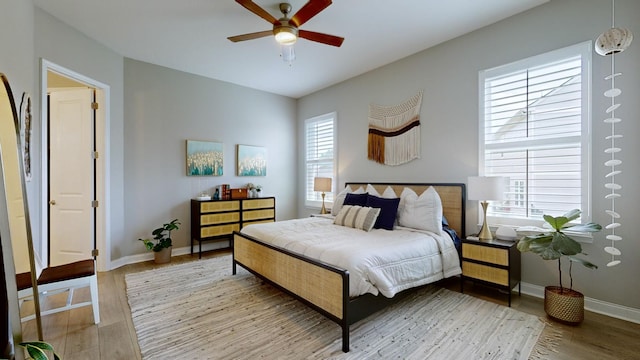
{"left": 367, "top": 90, "right": 423, "bottom": 166}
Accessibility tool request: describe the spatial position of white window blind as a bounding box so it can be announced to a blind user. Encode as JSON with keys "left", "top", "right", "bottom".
{"left": 305, "top": 112, "right": 336, "bottom": 208}
{"left": 479, "top": 42, "right": 591, "bottom": 224}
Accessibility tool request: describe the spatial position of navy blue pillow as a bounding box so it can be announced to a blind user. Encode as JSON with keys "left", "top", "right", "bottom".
{"left": 344, "top": 192, "right": 369, "bottom": 207}
{"left": 366, "top": 195, "right": 400, "bottom": 230}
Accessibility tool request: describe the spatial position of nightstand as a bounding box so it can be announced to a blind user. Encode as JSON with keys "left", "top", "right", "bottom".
{"left": 461, "top": 237, "right": 521, "bottom": 306}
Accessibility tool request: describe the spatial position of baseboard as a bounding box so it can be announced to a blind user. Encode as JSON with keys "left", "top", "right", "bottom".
{"left": 520, "top": 282, "right": 640, "bottom": 324}
{"left": 109, "top": 240, "right": 231, "bottom": 270}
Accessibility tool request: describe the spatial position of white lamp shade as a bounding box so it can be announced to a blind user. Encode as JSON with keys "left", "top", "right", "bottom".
{"left": 313, "top": 177, "right": 332, "bottom": 192}
{"left": 468, "top": 176, "right": 509, "bottom": 201}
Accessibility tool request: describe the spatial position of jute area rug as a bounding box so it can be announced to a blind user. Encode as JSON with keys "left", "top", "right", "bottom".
{"left": 126, "top": 255, "right": 546, "bottom": 360}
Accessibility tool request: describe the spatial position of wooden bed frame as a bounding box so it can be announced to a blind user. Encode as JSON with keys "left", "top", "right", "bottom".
{"left": 232, "top": 182, "right": 465, "bottom": 352}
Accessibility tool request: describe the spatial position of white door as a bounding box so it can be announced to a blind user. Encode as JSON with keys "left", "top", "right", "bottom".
{"left": 49, "top": 88, "right": 95, "bottom": 266}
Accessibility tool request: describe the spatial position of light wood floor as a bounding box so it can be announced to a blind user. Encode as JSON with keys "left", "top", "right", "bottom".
{"left": 20, "top": 250, "right": 640, "bottom": 359}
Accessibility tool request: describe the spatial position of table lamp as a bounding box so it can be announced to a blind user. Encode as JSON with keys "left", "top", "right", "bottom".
{"left": 468, "top": 176, "right": 509, "bottom": 241}
{"left": 313, "top": 177, "right": 332, "bottom": 214}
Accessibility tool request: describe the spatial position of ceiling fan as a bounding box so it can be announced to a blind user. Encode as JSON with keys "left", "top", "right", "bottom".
{"left": 228, "top": 0, "right": 344, "bottom": 48}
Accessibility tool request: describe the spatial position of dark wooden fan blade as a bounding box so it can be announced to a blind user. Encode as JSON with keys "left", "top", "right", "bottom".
{"left": 298, "top": 29, "right": 344, "bottom": 47}
{"left": 236, "top": 0, "right": 278, "bottom": 25}
{"left": 291, "top": 0, "right": 332, "bottom": 27}
{"left": 227, "top": 30, "right": 273, "bottom": 42}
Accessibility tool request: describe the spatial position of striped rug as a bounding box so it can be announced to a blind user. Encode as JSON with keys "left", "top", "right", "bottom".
{"left": 126, "top": 255, "right": 546, "bottom": 359}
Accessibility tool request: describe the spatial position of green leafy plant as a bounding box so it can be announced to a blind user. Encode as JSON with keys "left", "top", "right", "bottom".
{"left": 517, "top": 209, "right": 601, "bottom": 292}
{"left": 18, "top": 341, "right": 61, "bottom": 360}
{"left": 138, "top": 219, "right": 180, "bottom": 252}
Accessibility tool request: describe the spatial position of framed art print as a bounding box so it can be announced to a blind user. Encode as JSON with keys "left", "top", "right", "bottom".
{"left": 20, "top": 92, "right": 32, "bottom": 181}
{"left": 237, "top": 144, "right": 266, "bottom": 176}
{"left": 186, "top": 140, "right": 223, "bottom": 176}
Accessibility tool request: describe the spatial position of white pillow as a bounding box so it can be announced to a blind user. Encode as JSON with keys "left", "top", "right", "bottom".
{"left": 366, "top": 184, "right": 398, "bottom": 199}
{"left": 331, "top": 185, "right": 365, "bottom": 215}
{"left": 366, "top": 184, "right": 379, "bottom": 196}
{"left": 382, "top": 186, "right": 397, "bottom": 199}
{"left": 397, "top": 186, "right": 443, "bottom": 234}
{"left": 333, "top": 205, "right": 380, "bottom": 232}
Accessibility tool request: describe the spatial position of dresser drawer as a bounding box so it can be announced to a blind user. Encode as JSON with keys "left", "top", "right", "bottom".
{"left": 243, "top": 209, "right": 275, "bottom": 221}
{"left": 243, "top": 198, "right": 275, "bottom": 210}
{"left": 462, "top": 261, "right": 509, "bottom": 286}
{"left": 463, "top": 243, "right": 509, "bottom": 266}
{"left": 243, "top": 219, "right": 275, "bottom": 227}
{"left": 200, "top": 223, "right": 240, "bottom": 238}
{"left": 201, "top": 212, "right": 240, "bottom": 226}
{"left": 201, "top": 200, "right": 240, "bottom": 213}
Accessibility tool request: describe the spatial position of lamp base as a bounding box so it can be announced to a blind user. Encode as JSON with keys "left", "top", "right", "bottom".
{"left": 320, "top": 192, "right": 328, "bottom": 214}
{"left": 478, "top": 201, "right": 493, "bottom": 241}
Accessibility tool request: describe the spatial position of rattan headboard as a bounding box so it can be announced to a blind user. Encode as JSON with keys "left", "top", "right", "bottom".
{"left": 344, "top": 182, "right": 466, "bottom": 237}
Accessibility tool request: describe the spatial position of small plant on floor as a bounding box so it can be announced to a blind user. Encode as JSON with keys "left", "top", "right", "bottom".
{"left": 138, "top": 218, "right": 180, "bottom": 252}
{"left": 18, "top": 341, "right": 61, "bottom": 360}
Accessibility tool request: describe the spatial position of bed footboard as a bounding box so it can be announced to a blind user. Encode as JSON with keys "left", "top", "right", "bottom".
{"left": 233, "top": 232, "right": 351, "bottom": 352}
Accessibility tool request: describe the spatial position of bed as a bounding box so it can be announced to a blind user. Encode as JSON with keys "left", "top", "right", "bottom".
{"left": 232, "top": 182, "right": 465, "bottom": 352}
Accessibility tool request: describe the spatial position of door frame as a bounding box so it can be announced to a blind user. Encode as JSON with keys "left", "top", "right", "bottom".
{"left": 40, "top": 59, "right": 110, "bottom": 272}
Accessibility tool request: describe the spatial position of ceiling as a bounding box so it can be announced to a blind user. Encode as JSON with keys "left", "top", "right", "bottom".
{"left": 34, "top": 0, "right": 548, "bottom": 99}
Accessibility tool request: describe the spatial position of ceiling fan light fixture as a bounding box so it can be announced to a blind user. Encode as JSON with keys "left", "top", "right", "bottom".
{"left": 274, "top": 25, "right": 298, "bottom": 45}
{"left": 281, "top": 44, "right": 295, "bottom": 65}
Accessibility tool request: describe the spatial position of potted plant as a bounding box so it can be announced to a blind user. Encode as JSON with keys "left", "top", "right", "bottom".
{"left": 18, "top": 341, "right": 61, "bottom": 360}
{"left": 517, "top": 209, "right": 601, "bottom": 324}
{"left": 138, "top": 219, "right": 180, "bottom": 264}
{"left": 246, "top": 183, "right": 262, "bottom": 198}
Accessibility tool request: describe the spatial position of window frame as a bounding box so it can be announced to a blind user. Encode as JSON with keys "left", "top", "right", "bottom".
{"left": 478, "top": 41, "right": 593, "bottom": 229}
{"left": 304, "top": 112, "right": 337, "bottom": 210}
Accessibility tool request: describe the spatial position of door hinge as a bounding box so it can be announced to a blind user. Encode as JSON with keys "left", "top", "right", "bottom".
{"left": 92, "top": 151, "right": 99, "bottom": 159}
{"left": 92, "top": 249, "right": 99, "bottom": 257}
{"left": 91, "top": 200, "right": 99, "bottom": 208}
{"left": 91, "top": 102, "right": 99, "bottom": 110}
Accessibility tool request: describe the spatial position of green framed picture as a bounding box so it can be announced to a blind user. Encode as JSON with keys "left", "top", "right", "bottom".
{"left": 186, "top": 140, "right": 223, "bottom": 176}
{"left": 237, "top": 144, "right": 266, "bottom": 176}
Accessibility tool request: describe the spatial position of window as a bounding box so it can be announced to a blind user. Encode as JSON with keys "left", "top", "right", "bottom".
{"left": 479, "top": 42, "right": 592, "bottom": 225}
{"left": 305, "top": 112, "right": 336, "bottom": 208}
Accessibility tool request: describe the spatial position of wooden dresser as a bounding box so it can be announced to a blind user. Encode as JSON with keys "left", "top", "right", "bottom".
{"left": 461, "top": 237, "right": 521, "bottom": 306}
{"left": 190, "top": 197, "right": 275, "bottom": 258}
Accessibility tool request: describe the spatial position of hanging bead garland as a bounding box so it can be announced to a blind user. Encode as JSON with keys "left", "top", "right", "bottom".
{"left": 594, "top": 0, "right": 633, "bottom": 267}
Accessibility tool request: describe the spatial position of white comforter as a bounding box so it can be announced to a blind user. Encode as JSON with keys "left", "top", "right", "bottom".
{"left": 240, "top": 217, "right": 461, "bottom": 298}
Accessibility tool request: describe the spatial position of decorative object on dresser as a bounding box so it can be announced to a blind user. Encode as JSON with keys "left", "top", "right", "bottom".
{"left": 230, "top": 188, "right": 248, "bottom": 199}
{"left": 313, "top": 177, "right": 332, "bottom": 214}
{"left": 245, "top": 182, "right": 262, "bottom": 198}
{"left": 467, "top": 176, "right": 509, "bottom": 241}
{"left": 186, "top": 140, "right": 223, "bottom": 176}
{"left": 138, "top": 219, "right": 180, "bottom": 264}
{"left": 461, "top": 237, "right": 521, "bottom": 306}
{"left": 594, "top": 0, "right": 633, "bottom": 268}
{"left": 236, "top": 144, "right": 267, "bottom": 176}
{"left": 517, "top": 209, "right": 601, "bottom": 324}
{"left": 191, "top": 197, "right": 275, "bottom": 258}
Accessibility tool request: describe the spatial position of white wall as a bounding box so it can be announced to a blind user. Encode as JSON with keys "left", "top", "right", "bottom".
{"left": 297, "top": 0, "right": 640, "bottom": 309}
{"left": 4, "top": 5, "right": 298, "bottom": 267}
{"left": 123, "top": 59, "right": 297, "bottom": 258}
{"left": 0, "top": 0, "right": 36, "bottom": 266}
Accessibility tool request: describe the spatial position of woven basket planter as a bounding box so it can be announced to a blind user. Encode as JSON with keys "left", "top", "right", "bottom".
{"left": 544, "top": 286, "right": 584, "bottom": 324}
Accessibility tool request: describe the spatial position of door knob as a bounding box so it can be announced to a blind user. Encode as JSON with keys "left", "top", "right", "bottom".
{"left": 49, "top": 200, "right": 56, "bottom": 205}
